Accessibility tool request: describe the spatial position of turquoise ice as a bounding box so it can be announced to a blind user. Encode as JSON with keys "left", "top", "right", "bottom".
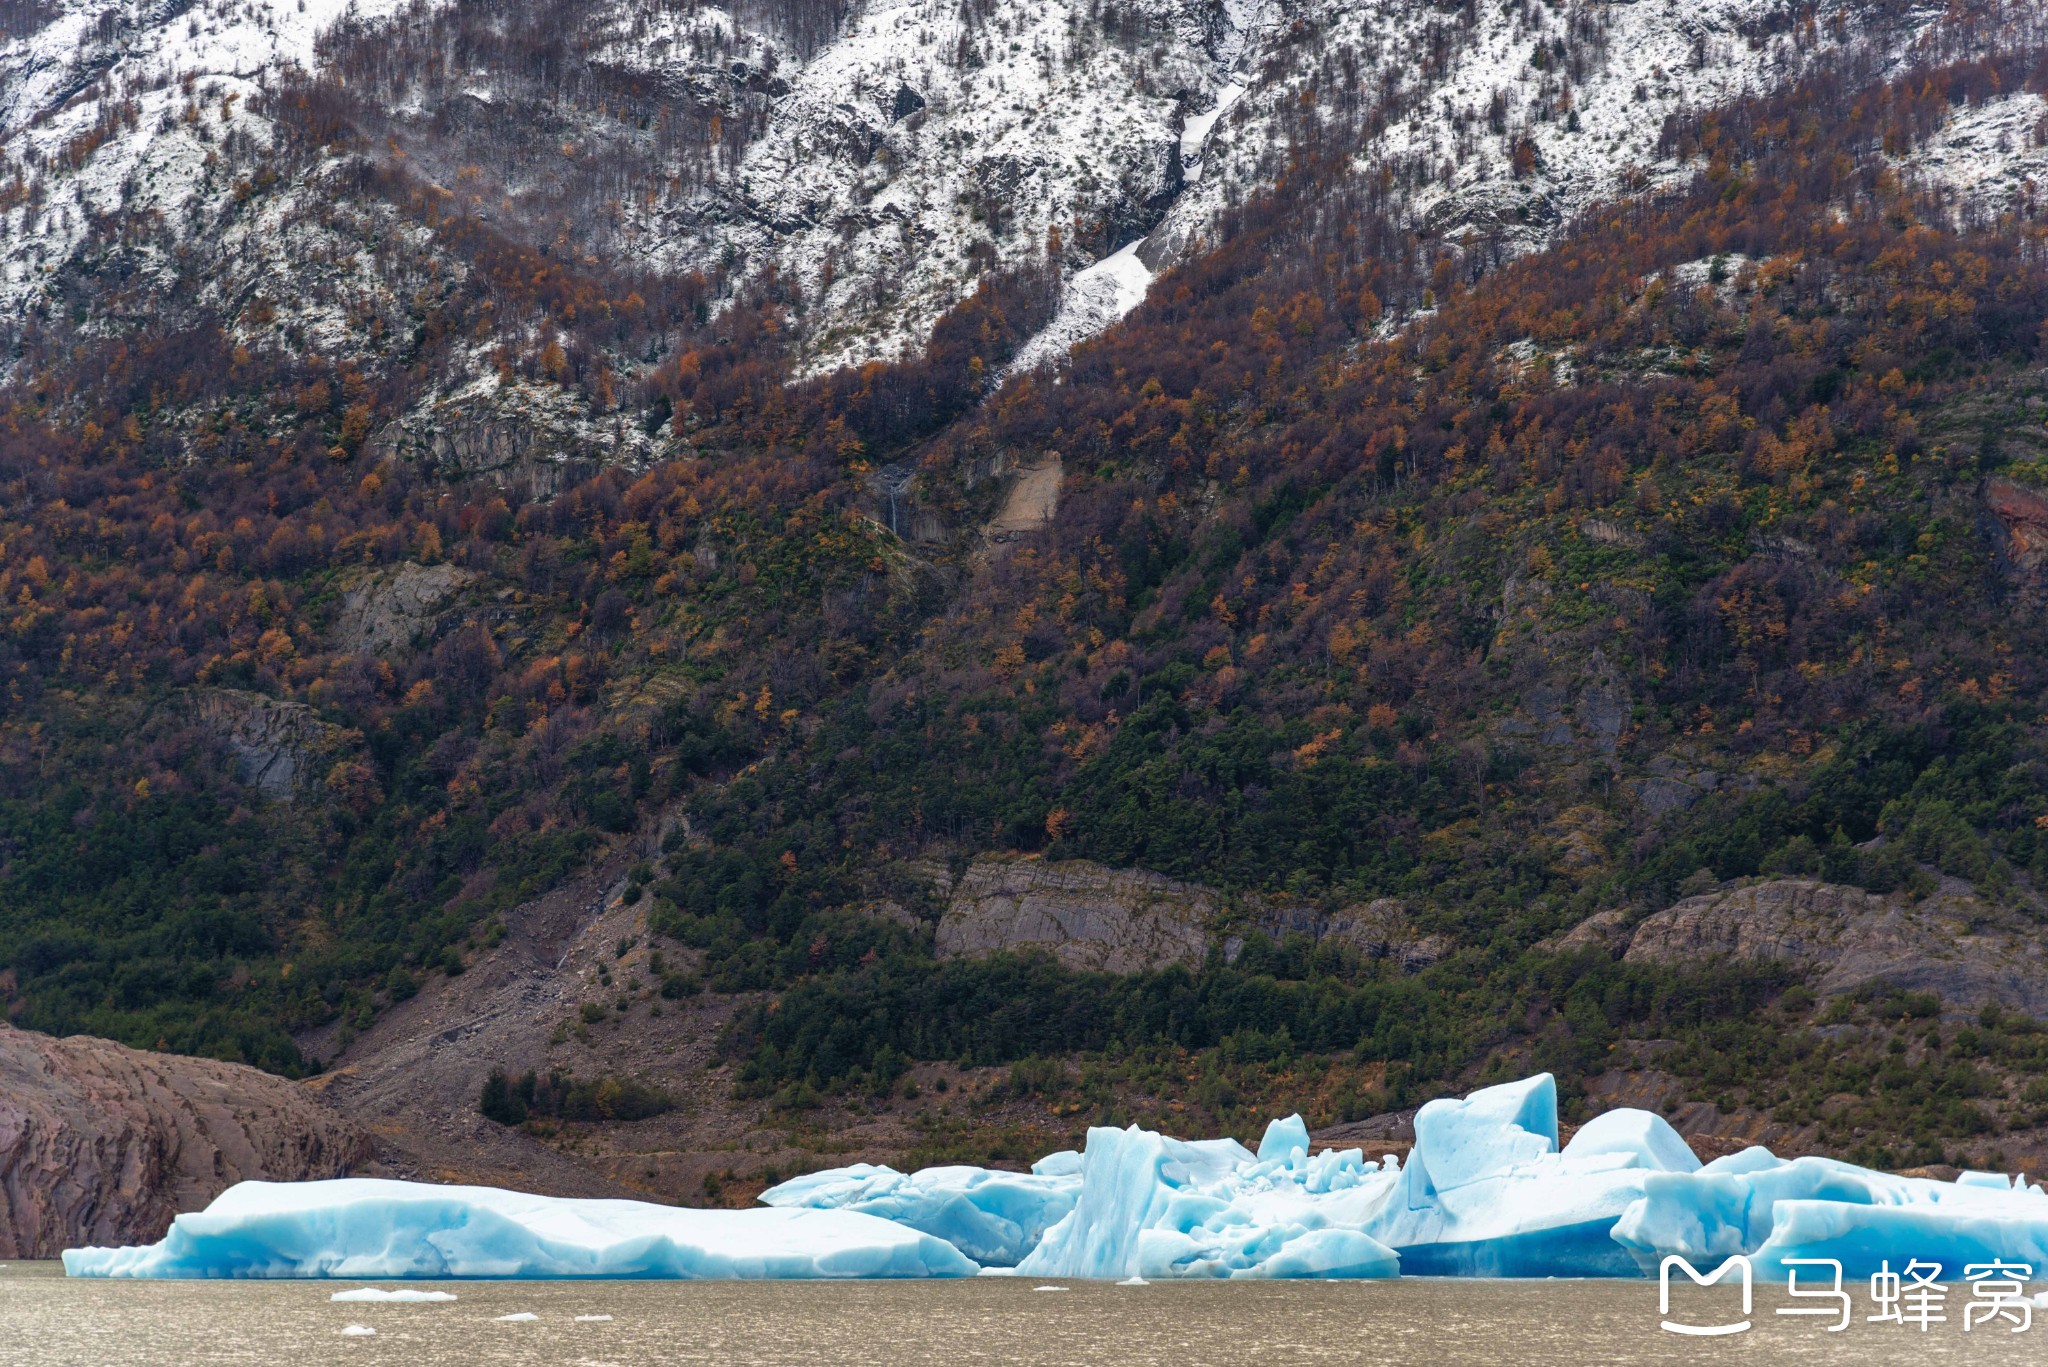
{"left": 61, "top": 1178, "right": 978, "bottom": 1279}
{"left": 759, "top": 1161, "right": 1081, "bottom": 1266}
{"left": 62, "top": 1073, "right": 2048, "bottom": 1281}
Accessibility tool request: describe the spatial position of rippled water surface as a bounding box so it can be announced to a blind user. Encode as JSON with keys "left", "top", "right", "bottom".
{"left": 1, "top": 1261, "right": 2035, "bottom": 1365}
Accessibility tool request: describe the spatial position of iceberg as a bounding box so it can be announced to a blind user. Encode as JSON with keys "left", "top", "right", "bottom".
{"left": 1612, "top": 1149, "right": 2048, "bottom": 1279}
{"left": 61, "top": 1178, "right": 978, "bottom": 1280}
{"left": 760, "top": 1162, "right": 1080, "bottom": 1267}
{"left": 1012, "top": 1076, "right": 1693, "bottom": 1280}
{"left": 1015, "top": 1117, "right": 1401, "bottom": 1280}
{"left": 1366, "top": 1074, "right": 1700, "bottom": 1276}
{"left": 60, "top": 1071, "right": 2048, "bottom": 1283}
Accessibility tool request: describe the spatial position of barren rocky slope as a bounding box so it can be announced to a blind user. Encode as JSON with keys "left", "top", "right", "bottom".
{"left": 0, "top": 1022, "right": 370, "bottom": 1258}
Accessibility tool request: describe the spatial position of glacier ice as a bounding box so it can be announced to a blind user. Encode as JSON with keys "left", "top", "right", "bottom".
{"left": 61, "top": 1178, "right": 977, "bottom": 1280}
{"left": 1013, "top": 1117, "right": 1400, "bottom": 1281}
{"left": 1612, "top": 1149, "right": 2048, "bottom": 1279}
{"left": 760, "top": 1162, "right": 1080, "bottom": 1267}
{"left": 1367, "top": 1074, "right": 1701, "bottom": 1276}
{"left": 58, "top": 1071, "right": 2048, "bottom": 1283}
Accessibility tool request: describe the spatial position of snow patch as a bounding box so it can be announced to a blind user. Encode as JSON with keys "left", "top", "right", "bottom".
{"left": 1004, "top": 241, "right": 1154, "bottom": 377}
{"left": 1895, "top": 92, "right": 2048, "bottom": 226}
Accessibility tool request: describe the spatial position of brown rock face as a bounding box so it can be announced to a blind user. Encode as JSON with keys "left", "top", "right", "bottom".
{"left": 0, "top": 1023, "right": 370, "bottom": 1258}
{"left": 1556, "top": 876, "right": 2048, "bottom": 1016}
{"left": 331, "top": 560, "right": 481, "bottom": 656}
{"left": 935, "top": 857, "right": 1213, "bottom": 973}
{"left": 932, "top": 856, "right": 1448, "bottom": 973}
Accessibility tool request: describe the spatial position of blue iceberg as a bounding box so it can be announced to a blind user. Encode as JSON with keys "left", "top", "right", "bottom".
{"left": 62, "top": 1072, "right": 2048, "bottom": 1281}
{"left": 61, "top": 1178, "right": 978, "bottom": 1279}
{"left": 1004, "top": 1074, "right": 1694, "bottom": 1280}
{"left": 1365, "top": 1074, "right": 1701, "bottom": 1276}
{"left": 1612, "top": 1150, "right": 2048, "bottom": 1279}
{"left": 1012, "top": 1121, "right": 1401, "bottom": 1279}
{"left": 759, "top": 1162, "right": 1081, "bottom": 1266}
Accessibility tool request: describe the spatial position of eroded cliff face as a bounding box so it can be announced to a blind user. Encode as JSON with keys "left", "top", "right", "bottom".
{"left": 930, "top": 855, "right": 1449, "bottom": 973}
{"left": 190, "top": 687, "right": 361, "bottom": 800}
{"left": 0, "top": 1024, "right": 370, "bottom": 1258}
{"left": 1552, "top": 877, "right": 2048, "bottom": 1016}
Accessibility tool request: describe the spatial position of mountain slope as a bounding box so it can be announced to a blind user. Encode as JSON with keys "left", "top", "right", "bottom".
{"left": 2, "top": 0, "right": 2047, "bottom": 1184}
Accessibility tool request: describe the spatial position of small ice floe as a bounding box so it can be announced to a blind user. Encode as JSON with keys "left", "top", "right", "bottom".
{"left": 974, "top": 1266, "right": 1020, "bottom": 1277}
{"left": 1032, "top": 1285, "right": 1069, "bottom": 1292}
{"left": 494, "top": 1312, "right": 540, "bottom": 1322}
{"left": 573, "top": 1314, "right": 613, "bottom": 1322}
{"left": 340, "top": 1325, "right": 376, "bottom": 1337}
{"left": 332, "top": 1288, "right": 457, "bottom": 1302}
{"left": 1118, "top": 1277, "right": 1147, "bottom": 1286}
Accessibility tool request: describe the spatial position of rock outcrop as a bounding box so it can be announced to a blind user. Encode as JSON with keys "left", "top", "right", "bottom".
{"left": 331, "top": 560, "right": 481, "bottom": 655}
{"left": 0, "top": 1023, "right": 370, "bottom": 1258}
{"left": 932, "top": 856, "right": 1448, "bottom": 974}
{"left": 1551, "top": 877, "right": 2048, "bottom": 1016}
{"left": 1986, "top": 477, "right": 2048, "bottom": 602}
{"left": 191, "top": 687, "right": 358, "bottom": 799}
{"left": 935, "top": 858, "right": 1212, "bottom": 973}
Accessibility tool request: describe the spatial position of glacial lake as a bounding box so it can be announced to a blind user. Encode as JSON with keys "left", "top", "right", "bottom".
{"left": 0, "top": 1260, "right": 2035, "bottom": 1364}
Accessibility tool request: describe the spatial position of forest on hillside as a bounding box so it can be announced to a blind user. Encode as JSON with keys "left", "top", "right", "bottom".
{"left": 2, "top": 3, "right": 2047, "bottom": 1160}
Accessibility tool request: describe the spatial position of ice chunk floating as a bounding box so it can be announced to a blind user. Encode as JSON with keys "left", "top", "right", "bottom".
{"left": 62, "top": 1178, "right": 977, "bottom": 1279}
{"left": 61, "top": 1073, "right": 2048, "bottom": 1281}
{"left": 1612, "top": 1150, "right": 2048, "bottom": 1279}
{"left": 786, "top": 1072, "right": 2048, "bottom": 1281}
{"left": 760, "top": 1161, "right": 1079, "bottom": 1267}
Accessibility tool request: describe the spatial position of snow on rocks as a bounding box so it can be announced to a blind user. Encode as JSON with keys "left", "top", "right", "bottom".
{"left": 60, "top": 1178, "right": 979, "bottom": 1279}
{"left": 1004, "top": 240, "right": 1156, "bottom": 378}
{"left": 1896, "top": 92, "right": 2048, "bottom": 227}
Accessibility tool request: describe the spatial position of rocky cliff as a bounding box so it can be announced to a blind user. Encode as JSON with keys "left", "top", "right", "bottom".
{"left": 1552, "top": 877, "right": 2048, "bottom": 1016}
{"left": 0, "top": 1024, "right": 370, "bottom": 1258}
{"left": 931, "top": 855, "right": 1449, "bottom": 973}
{"left": 190, "top": 688, "right": 360, "bottom": 800}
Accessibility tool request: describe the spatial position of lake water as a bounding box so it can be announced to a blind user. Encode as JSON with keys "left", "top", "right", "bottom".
{"left": 0, "top": 1260, "right": 2034, "bottom": 1365}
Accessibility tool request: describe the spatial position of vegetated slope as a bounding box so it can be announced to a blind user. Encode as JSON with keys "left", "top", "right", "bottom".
{"left": 0, "top": 0, "right": 2046, "bottom": 1175}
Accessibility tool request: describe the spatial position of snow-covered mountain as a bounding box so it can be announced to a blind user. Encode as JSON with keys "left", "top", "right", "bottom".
{"left": 0, "top": 0, "right": 2024, "bottom": 396}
